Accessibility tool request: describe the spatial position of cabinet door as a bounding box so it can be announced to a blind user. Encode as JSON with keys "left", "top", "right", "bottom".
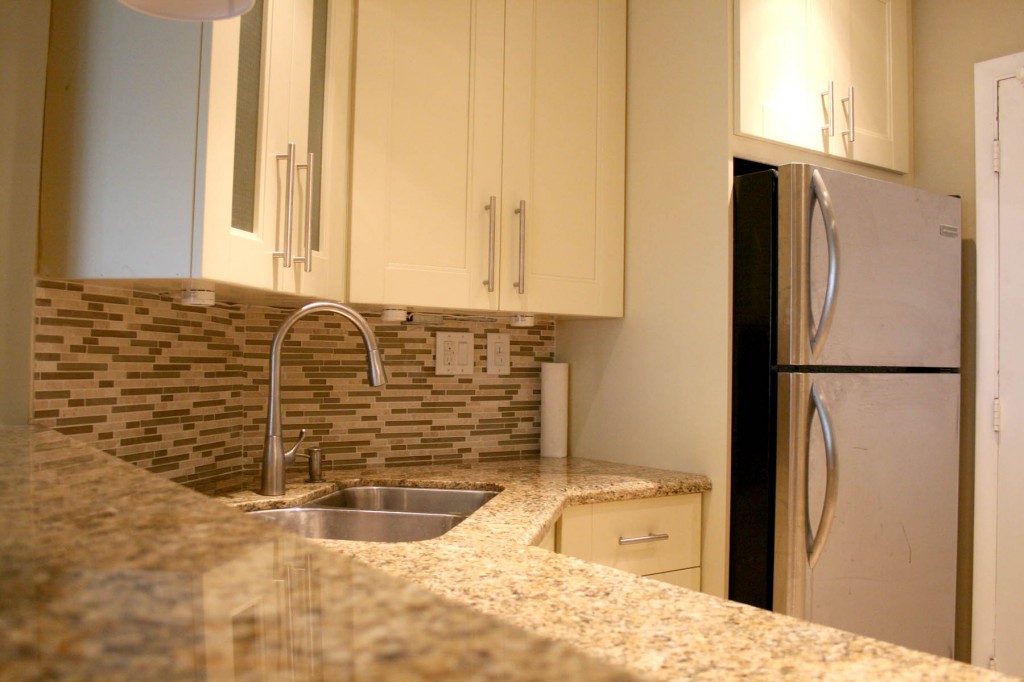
{"left": 273, "top": 0, "right": 349, "bottom": 300}
{"left": 198, "top": 8, "right": 277, "bottom": 289}
{"left": 500, "top": 0, "right": 625, "bottom": 316}
{"left": 201, "top": 0, "right": 345, "bottom": 298}
{"left": 736, "top": 0, "right": 827, "bottom": 153}
{"left": 734, "top": 0, "right": 909, "bottom": 173}
{"left": 349, "top": 0, "right": 505, "bottom": 310}
{"left": 827, "top": 0, "right": 909, "bottom": 172}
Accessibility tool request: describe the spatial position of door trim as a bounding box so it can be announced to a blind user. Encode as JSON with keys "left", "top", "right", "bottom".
{"left": 973, "top": 50, "right": 1024, "bottom": 671}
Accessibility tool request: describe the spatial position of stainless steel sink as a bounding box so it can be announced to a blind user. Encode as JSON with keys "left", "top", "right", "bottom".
{"left": 249, "top": 507, "right": 463, "bottom": 542}
{"left": 306, "top": 486, "right": 498, "bottom": 516}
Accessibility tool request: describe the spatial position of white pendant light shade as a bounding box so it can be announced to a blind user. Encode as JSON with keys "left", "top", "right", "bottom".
{"left": 118, "top": 0, "right": 255, "bottom": 21}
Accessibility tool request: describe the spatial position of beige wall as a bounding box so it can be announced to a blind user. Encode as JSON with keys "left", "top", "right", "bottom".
{"left": 557, "top": 0, "right": 733, "bottom": 598}
{"left": 0, "top": 1, "right": 50, "bottom": 425}
{"left": 913, "top": 0, "right": 1024, "bottom": 230}
{"left": 559, "top": 0, "right": 1024, "bottom": 616}
{"left": 912, "top": 0, "right": 1024, "bottom": 661}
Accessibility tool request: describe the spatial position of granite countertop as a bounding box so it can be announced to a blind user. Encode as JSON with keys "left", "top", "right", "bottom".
{"left": 0, "top": 426, "right": 643, "bottom": 682}
{"left": 2, "top": 426, "right": 1012, "bottom": 681}
{"left": 221, "top": 457, "right": 1012, "bottom": 682}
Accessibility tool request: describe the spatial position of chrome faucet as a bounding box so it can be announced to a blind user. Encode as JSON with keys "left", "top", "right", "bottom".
{"left": 260, "top": 301, "right": 387, "bottom": 496}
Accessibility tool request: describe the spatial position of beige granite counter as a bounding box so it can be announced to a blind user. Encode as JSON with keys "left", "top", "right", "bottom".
{"left": 2, "top": 426, "right": 1012, "bottom": 681}
{"left": 0, "top": 426, "right": 644, "bottom": 681}
{"left": 220, "top": 457, "right": 1013, "bottom": 681}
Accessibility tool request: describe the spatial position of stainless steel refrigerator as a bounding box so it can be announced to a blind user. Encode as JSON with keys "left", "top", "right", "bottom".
{"left": 729, "top": 163, "right": 962, "bottom": 657}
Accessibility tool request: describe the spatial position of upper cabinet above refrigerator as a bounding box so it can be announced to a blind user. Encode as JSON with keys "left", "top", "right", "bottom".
{"left": 38, "top": 0, "right": 354, "bottom": 301}
{"left": 735, "top": 0, "right": 911, "bottom": 173}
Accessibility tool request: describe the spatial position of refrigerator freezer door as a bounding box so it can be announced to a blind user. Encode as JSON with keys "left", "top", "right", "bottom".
{"left": 774, "top": 372, "right": 960, "bottom": 657}
{"left": 777, "top": 164, "right": 962, "bottom": 368}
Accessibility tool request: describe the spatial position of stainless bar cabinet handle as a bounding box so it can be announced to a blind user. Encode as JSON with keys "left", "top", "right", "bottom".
{"left": 806, "top": 384, "right": 838, "bottom": 569}
{"left": 292, "top": 152, "right": 315, "bottom": 273}
{"left": 273, "top": 143, "right": 297, "bottom": 268}
{"left": 842, "top": 86, "right": 855, "bottom": 142}
{"left": 808, "top": 169, "right": 839, "bottom": 358}
{"left": 821, "top": 80, "right": 834, "bottom": 137}
{"left": 618, "top": 533, "right": 669, "bottom": 546}
{"left": 513, "top": 200, "right": 526, "bottom": 294}
{"left": 483, "top": 196, "right": 496, "bottom": 292}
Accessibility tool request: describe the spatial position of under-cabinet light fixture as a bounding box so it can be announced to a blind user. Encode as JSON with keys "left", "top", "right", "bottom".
{"left": 118, "top": 0, "right": 255, "bottom": 21}
{"left": 181, "top": 288, "right": 216, "bottom": 307}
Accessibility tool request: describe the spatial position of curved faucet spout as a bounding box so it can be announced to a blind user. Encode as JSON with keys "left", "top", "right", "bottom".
{"left": 260, "top": 301, "right": 387, "bottom": 496}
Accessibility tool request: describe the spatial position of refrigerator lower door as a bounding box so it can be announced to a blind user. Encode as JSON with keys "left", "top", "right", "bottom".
{"left": 774, "top": 372, "right": 960, "bottom": 657}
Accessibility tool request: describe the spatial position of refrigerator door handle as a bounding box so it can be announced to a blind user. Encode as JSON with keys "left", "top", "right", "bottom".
{"left": 808, "top": 169, "right": 840, "bottom": 358}
{"left": 806, "top": 384, "right": 839, "bottom": 569}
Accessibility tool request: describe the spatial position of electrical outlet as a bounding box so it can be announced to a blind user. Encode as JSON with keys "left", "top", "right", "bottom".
{"left": 436, "top": 332, "right": 474, "bottom": 375}
{"left": 487, "top": 333, "right": 511, "bottom": 375}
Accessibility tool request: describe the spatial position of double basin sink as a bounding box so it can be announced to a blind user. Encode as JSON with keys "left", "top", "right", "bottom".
{"left": 249, "top": 486, "right": 498, "bottom": 543}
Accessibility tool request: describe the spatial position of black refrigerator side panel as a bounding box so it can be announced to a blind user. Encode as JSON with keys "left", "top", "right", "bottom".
{"left": 729, "top": 170, "right": 778, "bottom": 609}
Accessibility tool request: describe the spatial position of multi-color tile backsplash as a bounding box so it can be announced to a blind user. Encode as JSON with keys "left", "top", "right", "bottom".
{"left": 32, "top": 280, "right": 552, "bottom": 493}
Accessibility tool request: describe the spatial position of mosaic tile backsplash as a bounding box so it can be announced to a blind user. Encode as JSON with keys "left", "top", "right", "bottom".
{"left": 32, "top": 280, "right": 553, "bottom": 493}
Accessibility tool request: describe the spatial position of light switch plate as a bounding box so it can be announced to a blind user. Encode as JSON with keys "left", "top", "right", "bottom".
{"left": 436, "top": 332, "right": 474, "bottom": 375}
{"left": 487, "top": 333, "right": 511, "bottom": 375}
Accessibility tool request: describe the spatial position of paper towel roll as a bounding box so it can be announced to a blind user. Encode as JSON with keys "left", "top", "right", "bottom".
{"left": 540, "top": 362, "right": 569, "bottom": 458}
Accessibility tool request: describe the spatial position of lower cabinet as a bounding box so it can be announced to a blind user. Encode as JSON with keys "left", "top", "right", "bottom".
{"left": 549, "top": 494, "right": 702, "bottom": 590}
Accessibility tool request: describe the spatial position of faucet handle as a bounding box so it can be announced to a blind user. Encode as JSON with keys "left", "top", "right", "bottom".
{"left": 293, "top": 445, "right": 324, "bottom": 483}
{"left": 299, "top": 447, "right": 324, "bottom": 483}
{"left": 283, "top": 428, "right": 307, "bottom": 464}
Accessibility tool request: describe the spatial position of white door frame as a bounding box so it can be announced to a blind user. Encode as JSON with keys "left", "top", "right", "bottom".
{"left": 973, "top": 50, "right": 1024, "bottom": 671}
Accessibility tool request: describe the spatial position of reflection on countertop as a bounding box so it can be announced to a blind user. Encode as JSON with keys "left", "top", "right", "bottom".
{"left": 1, "top": 426, "right": 1010, "bottom": 681}
{"left": 0, "top": 426, "right": 643, "bottom": 681}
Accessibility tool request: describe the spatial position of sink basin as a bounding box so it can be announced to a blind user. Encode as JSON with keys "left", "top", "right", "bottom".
{"left": 307, "top": 486, "right": 498, "bottom": 516}
{"left": 249, "top": 507, "right": 463, "bottom": 542}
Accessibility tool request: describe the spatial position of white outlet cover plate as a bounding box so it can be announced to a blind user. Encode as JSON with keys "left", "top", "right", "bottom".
{"left": 487, "top": 333, "right": 511, "bottom": 375}
{"left": 436, "top": 332, "right": 474, "bottom": 375}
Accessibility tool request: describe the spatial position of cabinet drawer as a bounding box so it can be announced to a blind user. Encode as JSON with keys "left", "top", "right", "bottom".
{"left": 561, "top": 494, "right": 701, "bottom": 576}
{"left": 646, "top": 567, "right": 701, "bottom": 591}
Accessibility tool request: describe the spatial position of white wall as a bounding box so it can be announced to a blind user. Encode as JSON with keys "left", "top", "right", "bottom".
{"left": 557, "top": 0, "right": 733, "bottom": 598}
{"left": 0, "top": 1, "right": 50, "bottom": 425}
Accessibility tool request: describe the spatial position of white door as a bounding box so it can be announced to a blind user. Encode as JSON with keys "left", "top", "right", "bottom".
{"left": 974, "top": 52, "right": 1024, "bottom": 676}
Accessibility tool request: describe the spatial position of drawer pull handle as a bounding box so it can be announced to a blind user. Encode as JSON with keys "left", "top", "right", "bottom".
{"left": 618, "top": 533, "right": 669, "bottom": 546}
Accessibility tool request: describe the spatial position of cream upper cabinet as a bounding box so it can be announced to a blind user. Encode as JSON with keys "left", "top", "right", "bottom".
{"left": 825, "top": 0, "right": 909, "bottom": 171}
{"left": 349, "top": 0, "right": 625, "bottom": 316}
{"left": 735, "top": 0, "right": 909, "bottom": 173}
{"left": 38, "top": 0, "right": 351, "bottom": 300}
{"left": 348, "top": 0, "right": 505, "bottom": 312}
{"left": 736, "top": 0, "right": 825, "bottom": 153}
